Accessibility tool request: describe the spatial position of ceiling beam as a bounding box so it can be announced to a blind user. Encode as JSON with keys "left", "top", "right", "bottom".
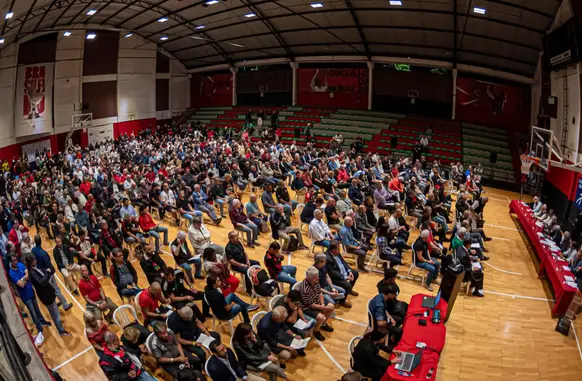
{"left": 32, "top": 0, "right": 56, "bottom": 34}
{"left": 50, "top": 0, "right": 76, "bottom": 29}
{"left": 1, "top": 0, "right": 16, "bottom": 36}
{"left": 486, "top": 0, "right": 555, "bottom": 18}
{"left": 345, "top": 0, "right": 371, "bottom": 60}
{"left": 240, "top": 0, "right": 293, "bottom": 59}
{"left": 133, "top": 0, "right": 205, "bottom": 32}
{"left": 16, "top": 0, "right": 38, "bottom": 37}
{"left": 115, "top": 0, "right": 169, "bottom": 27}
{"left": 67, "top": 2, "right": 93, "bottom": 26}
{"left": 100, "top": 0, "right": 140, "bottom": 25}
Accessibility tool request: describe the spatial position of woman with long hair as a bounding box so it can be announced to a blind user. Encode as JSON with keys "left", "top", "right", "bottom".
{"left": 202, "top": 247, "right": 240, "bottom": 296}
{"left": 84, "top": 310, "right": 111, "bottom": 355}
{"left": 375, "top": 217, "right": 403, "bottom": 268}
{"left": 232, "top": 323, "right": 288, "bottom": 381}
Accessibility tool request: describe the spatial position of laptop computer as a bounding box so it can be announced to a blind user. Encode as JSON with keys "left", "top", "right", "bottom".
{"left": 394, "top": 348, "right": 424, "bottom": 372}
{"left": 421, "top": 290, "right": 441, "bottom": 309}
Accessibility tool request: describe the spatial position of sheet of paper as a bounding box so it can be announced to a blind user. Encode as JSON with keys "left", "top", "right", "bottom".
{"left": 470, "top": 243, "right": 481, "bottom": 249}
{"left": 257, "top": 361, "right": 272, "bottom": 370}
{"left": 563, "top": 265, "right": 571, "bottom": 271}
{"left": 290, "top": 337, "right": 311, "bottom": 349}
{"left": 535, "top": 221, "right": 543, "bottom": 227}
{"left": 196, "top": 333, "right": 216, "bottom": 348}
{"left": 566, "top": 281, "right": 578, "bottom": 289}
{"left": 293, "top": 319, "right": 314, "bottom": 330}
{"left": 565, "top": 275, "right": 575, "bottom": 282}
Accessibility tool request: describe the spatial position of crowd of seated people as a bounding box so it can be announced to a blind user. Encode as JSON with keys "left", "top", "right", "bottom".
{"left": 0, "top": 121, "right": 494, "bottom": 380}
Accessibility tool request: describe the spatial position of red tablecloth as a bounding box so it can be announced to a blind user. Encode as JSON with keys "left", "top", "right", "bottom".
{"left": 509, "top": 200, "right": 578, "bottom": 315}
{"left": 382, "top": 294, "right": 448, "bottom": 381}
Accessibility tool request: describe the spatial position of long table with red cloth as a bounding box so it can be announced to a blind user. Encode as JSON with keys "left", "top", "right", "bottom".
{"left": 509, "top": 200, "right": 578, "bottom": 316}
{"left": 381, "top": 294, "right": 448, "bottom": 381}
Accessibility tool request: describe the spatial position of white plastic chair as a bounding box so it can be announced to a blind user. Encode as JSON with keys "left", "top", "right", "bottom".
{"left": 348, "top": 335, "right": 363, "bottom": 367}
{"left": 145, "top": 332, "right": 155, "bottom": 353}
{"left": 204, "top": 358, "right": 212, "bottom": 377}
{"left": 367, "top": 238, "right": 392, "bottom": 274}
{"left": 366, "top": 298, "right": 375, "bottom": 334}
{"left": 134, "top": 291, "right": 143, "bottom": 315}
{"left": 269, "top": 294, "right": 284, "bottom": 311}
{"left": 251, "top": 311, "right": 268, "bottom": 331}
{"left": 407, "top": 250, "right": 427, "bottom": 285}
{"left": 292, "top": 281, "right": 301, "bottom": 291}
{"left": 204, "top": 294, "right": 236, "bottom": 335}
{"left": 112, "top": 304, "right": 139, "bottom": 328}
{"left": 307, "top": 229, "right": 326, "bottom": 258}
{"left": 247, "top": 265, "right": 272, "bottom": 307}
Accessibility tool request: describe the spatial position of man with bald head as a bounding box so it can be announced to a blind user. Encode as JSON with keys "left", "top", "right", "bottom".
{"left": 138, "top": 282, "right": 171, "bottom": 326}
{"left": 78, "top": 264, "right": 118, "bottom": 322}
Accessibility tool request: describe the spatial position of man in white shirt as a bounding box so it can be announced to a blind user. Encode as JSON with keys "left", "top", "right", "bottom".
{"left": 187, "top": 217, "right": 225, "bottom": 258}
{"left": 63, "top": 198, "right": 78, "bottom": 232}
{"left": 309, "top": 209, "right": 335, "bottom": 248}
{"left": 336, "top": 190, "right": 352, "bottom": 217}
{"left": 160, "top": 182, "right": 179, "bottom": 224}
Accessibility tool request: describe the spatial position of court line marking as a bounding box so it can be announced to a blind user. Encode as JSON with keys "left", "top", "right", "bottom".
{"left": 484, "top": 193, "right": 511, "bottom": 202}
{"left": 54, "top": 275, "right": 85, "bottom": 312}
{"left": 160, "top": 249, "right": 174, "bottom": 258}
{"left": 52, "top": 345, "right": 94, "bottom": 371}
{"left": 487, "top": 196, "right": 510, "bottom": 203}
{"left": 316, "top": 339, "right": 346, "bottom": 374}
{"left": 483, "top": 290, "right": 554, "bottom": 302}
{"left": 333, "top": 316, "right": 368, "bottom": 327}
{"left": 572, "top": 324, "right": 582, "bottom": 362}
{"left": 483, "top": 262, "right": 522, "bottom": 275}
{"left": 485, "top": 224, "right": 519, "bottom": 232}
{"left": 490, "top": 236, "right": 512, "bottom": 241}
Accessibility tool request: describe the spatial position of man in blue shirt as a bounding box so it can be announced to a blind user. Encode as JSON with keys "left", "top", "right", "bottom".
{"left": 340, "top": 217, "right": 370, "bottom": 271}
{"left": 31, "top": 234, "right": 72, "bottom": 311}
{"left": 8, "top": 254, "right": 50, "bottom": 342}
{"left": 369, "top": 283, "right": 402, "bottom": 344}
{"left": 191, "top": 184, "right": 222, "bottom": 225}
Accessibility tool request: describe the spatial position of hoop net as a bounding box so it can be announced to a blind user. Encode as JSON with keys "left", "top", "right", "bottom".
{"left": 521, "top": 154, "right": 540, "bottom": 182}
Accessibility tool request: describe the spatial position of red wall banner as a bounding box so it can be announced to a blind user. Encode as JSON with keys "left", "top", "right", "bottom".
{"left": 191, "top": 73, "right": 233, "bottom": 108}
{"left": 455, "top": 77, "right": 530, "bottom": 132}
{"left": 297, "top": 68, "right": 368, "bottom": 109}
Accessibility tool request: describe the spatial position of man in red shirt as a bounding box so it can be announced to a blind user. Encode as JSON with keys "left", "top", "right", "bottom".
{"left": 138, "top": 282, "right": 171, "bottom": 326}
{"left": 78, "top": 265, "right": 118, "bottom": 322}
{"left": 138, "top": 208, "right": 169, "bottom": 251}
{"left": 80, "top": 178, "right": 91, "bottom": 196}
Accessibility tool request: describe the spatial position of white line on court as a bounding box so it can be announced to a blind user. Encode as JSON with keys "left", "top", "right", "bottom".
{"left": 490, "top": 236, "right": 512, "bottom": 241}
{"left": 485, "top": 224, "right": 519, "bottom": 231}
{"left": 160, "top": 249, "right": 174, "bottom": 258}
{"left": 333, "top": 316, "right": 368, "bottom": 327}
{"left": 316, "top": 339, "right": 346, "bottom": 374}
{"left": 287, "top": 253, "right": 292, "bottom": 266}
{"left": 54, "top": 275, "right": 85, "bottom": 312}
{"left": 483, "top": 290, "right": 554, "bottom": 302}
{"left": 572, "top": 324, "right": 582, "bottom": 362}
{"left": 483, "top": 262, "right": 522, "bottom": 275}
{"left": 52, "top": 346, "right": 94, "bottom": 371}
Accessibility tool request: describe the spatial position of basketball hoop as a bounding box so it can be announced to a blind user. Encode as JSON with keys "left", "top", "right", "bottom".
{"left": 520, "top": 154, "right": 540, "bottom": 182}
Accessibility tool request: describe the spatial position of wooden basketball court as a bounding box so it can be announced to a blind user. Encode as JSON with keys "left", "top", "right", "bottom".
{"left": 28, "top": 186, "right": 582, "bottom": 381}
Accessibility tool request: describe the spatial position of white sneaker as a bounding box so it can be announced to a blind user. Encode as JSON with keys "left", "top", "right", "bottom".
{"left": 34, "top": 332, "right": 44, "bottom": 347}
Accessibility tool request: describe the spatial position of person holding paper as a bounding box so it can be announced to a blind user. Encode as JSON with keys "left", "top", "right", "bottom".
{"left": 257, "top": 306, "right": 305, "bottom": 359}
{"left": 313, "top": 253, "right": 350, "bottom": 308}
{"left": 274, "top": 290, "right": 315, "bottom": 338}
{"left": 138, "top": 282, "right": 172, "bottom": 326}
{"left": 170, "top": 231, "right": 202, "bottom": 285}
{"left": 456, "top": 237, "right": 485, "bottom": 297}
{"left": 161, "top": 267, "right": 210, "bottom": 320}
{"left": 167, "top": 306, "right": 221, "bottom": 365}
{"left": 297, "top": 267, "right": 335, "bottom": 341}
{"left": 232, "top": 323, "right": 289, "bottom": 381}
{"left": 207, "top": 340, "right": 264, "bottom": 381}
{"left": 325, "top": 242, "right": 360, "bottom": 297}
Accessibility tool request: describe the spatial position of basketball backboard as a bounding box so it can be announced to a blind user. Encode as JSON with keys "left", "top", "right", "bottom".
{"left": 530, "top": 126, "right": 561, "bottom": 172}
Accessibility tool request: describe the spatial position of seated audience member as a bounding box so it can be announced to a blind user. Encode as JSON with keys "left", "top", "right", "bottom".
{"left": 192, "top": 184, "right": 222, "bottom": 225}
{"left": 204, "top": 275, "right": 258, "bottom": 324}
{"left": 245, "top": 193, "right": 268, "bottom": 228}
{"left": 339, "top": 217, "right": 369, "bottom": 272}
{"left": 230, "top": 199, "right": 260, "bottom": 247}
{"left": 352, "top": 328, "right": 402, "bottom": 381}
{"left": 324, "top": 199, "right": 343, "bottom": 232}
{"left": 348, "top": 179, "right": 365, "bottom": 206}
{"left": 79, "top": 264, "right": 118, "bottom": 323}
{"left": 207, "top": 340, "right": 263, "bottom": 381}
{"left": 53, "top": 235, "right": 81, "bottom": 296}
{"left": 529, "top": 196, "right": 542, "bottom": 213}
{"left": 309, "top": 209, "right": 335, "bottom": 248}
{"left": 167, "top": 306, "right": 221, "bottom": 364}
{"left": 535, "top": 204, "right": 548, "bottom": 221}
{"left": 162, "top": 267, "right": 209, "bottom": 319}
{"left": 138, "top": 207, "right": 169, "bottom": 251}
{"left": 376, "top": 268, "right": 408, "bottom": 327}
{"left": 274, "top": 290, "right": 314, "bottom": 338}
{"left": 99, "top": 220, "right": 124, "bottom": 258}
{"left": 171, "top": 231, "right": 202, "bottom": 283}
{"left": 176, "top": 189, "right": 203, "bottom": 223}
{"left": 137, "top": 243, "right": 167, "bottom": 285}
{"left": 110, "top": 248, "right": 142, "bottom": 298}
{"left": 412, "top": 230, "right": 441, "bottom": 291}
{"left": 313, "top": 253, "right": 350, "bottom": 308}
{"left": 225, "top": 230, "right": 260, "bottom": 292}
{"left": 297, "top": 267, "right": 335, "bottom": 341}
{"left": 232, "top": 323, "right": 289, "bottom": 381}
{"left": 100, "top": 332, "right": 157, "bottom": 381}
{"left": 122, "top": 214, "right": 146, "bottom": 245}
{"left": 121, "top": 324, "right": 152, "bottom": 358}
{"left": 138, "top": 282, "right": 171, "bottom": 326}
{"left": 336, "top": 190, "right": 352, "bottom": 217}
{"left": 368, "top": 283, "right": 402, "bottom": 344}
{"left": 456, "top": 237, "right": 485, "bottom": 297}
{"left": 375, "top": 219, "right": 403, "bottom": 268}
{"left": 300, "top": 197, "right": 324, "bottom": 225}
{"left": 203, "top": 247, "right": 240, "bottom": 295}
{"left": 188, "top": 216, "right": 225, "bottom": 259}
{"left": 257, "top": 306, "right": 305, "bottom": 358}
{"left": 264, "top": 242, "right": 297, "bottom": 286}
{"left": 150, "top": 321, "right": 206, "bottom": 381}
{"left": 270, "top": 204, "right": 307, "bottom": 253}
{"left": 262, "top": 184, "right": 278, "bottom": 214}
{"left": 276, "top": 180, "right": 298, "bottom": 216}
{"left": 325, "top": 242, "right": 359, "bottom": 297}
{"left": 84, "top": 310, "right": 111, "bottom": 355}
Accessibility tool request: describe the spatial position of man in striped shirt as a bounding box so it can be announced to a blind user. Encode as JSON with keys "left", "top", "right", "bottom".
{"left": 298, "top": 266, "right": 335, "bottom": 341}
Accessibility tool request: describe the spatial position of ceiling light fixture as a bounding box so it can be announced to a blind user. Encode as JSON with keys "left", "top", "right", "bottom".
{"left": 124, "top": 33, "right": 133, "bottom": 38}
{"left": 158, "top": 17, "right": 168, "bottom": 23}
{"left": 87, "top": 10, "right": 97, "bottom": 16}
{"left": 191, "top": 36, "right": 205, "bottom": 40}
{"left": 473, "top": 6, "right": 486, "bottom": 14}
{"left": 206, "top": 0, "right": 219, "bottom": 5}
{"left": 63, "top": 31, "right": 71, "bottom": 37}
{"left": 0, "top": 38, "right": 4, "bottom": 44}
{"left": 5, "top": 12, "right": 13, "bottom": 19}
{"left": 245, "top": 12, "right": 256, "bottom": 18}
{"left": 86, "top": 33, "right": 96, "bottom": 40}
{"left": 160, "top": 36, "right": 169, "bottom": 41}
{"left": 389, "top": 0, "right": 402, "bottom": 5}
{"left": 310, "top": 3, "right": 323, "bottom": 8}
{"left": 196, "top": 25, "right": 205, "bottom": 29}
{"left": 228, "top": 43, "right": 244, "bottom": 48}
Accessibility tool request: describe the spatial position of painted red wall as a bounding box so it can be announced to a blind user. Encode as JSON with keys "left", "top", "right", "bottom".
{"left": 0, "top": 134, "right": 59, "bottom": 162}
{"left": 545, "top": 165, "right": 580, "bottom": 201}
{"left": 455, "top": 76, "right": 530, "bottom": 132}
{"left": 297, "top": 68, "right": 368, "bottom": 109}
{"left": 113, "top": 118, "right": 157, "bottom": 139}
{"left": 191, "top": 73, "right": 233, "bottom": 108}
